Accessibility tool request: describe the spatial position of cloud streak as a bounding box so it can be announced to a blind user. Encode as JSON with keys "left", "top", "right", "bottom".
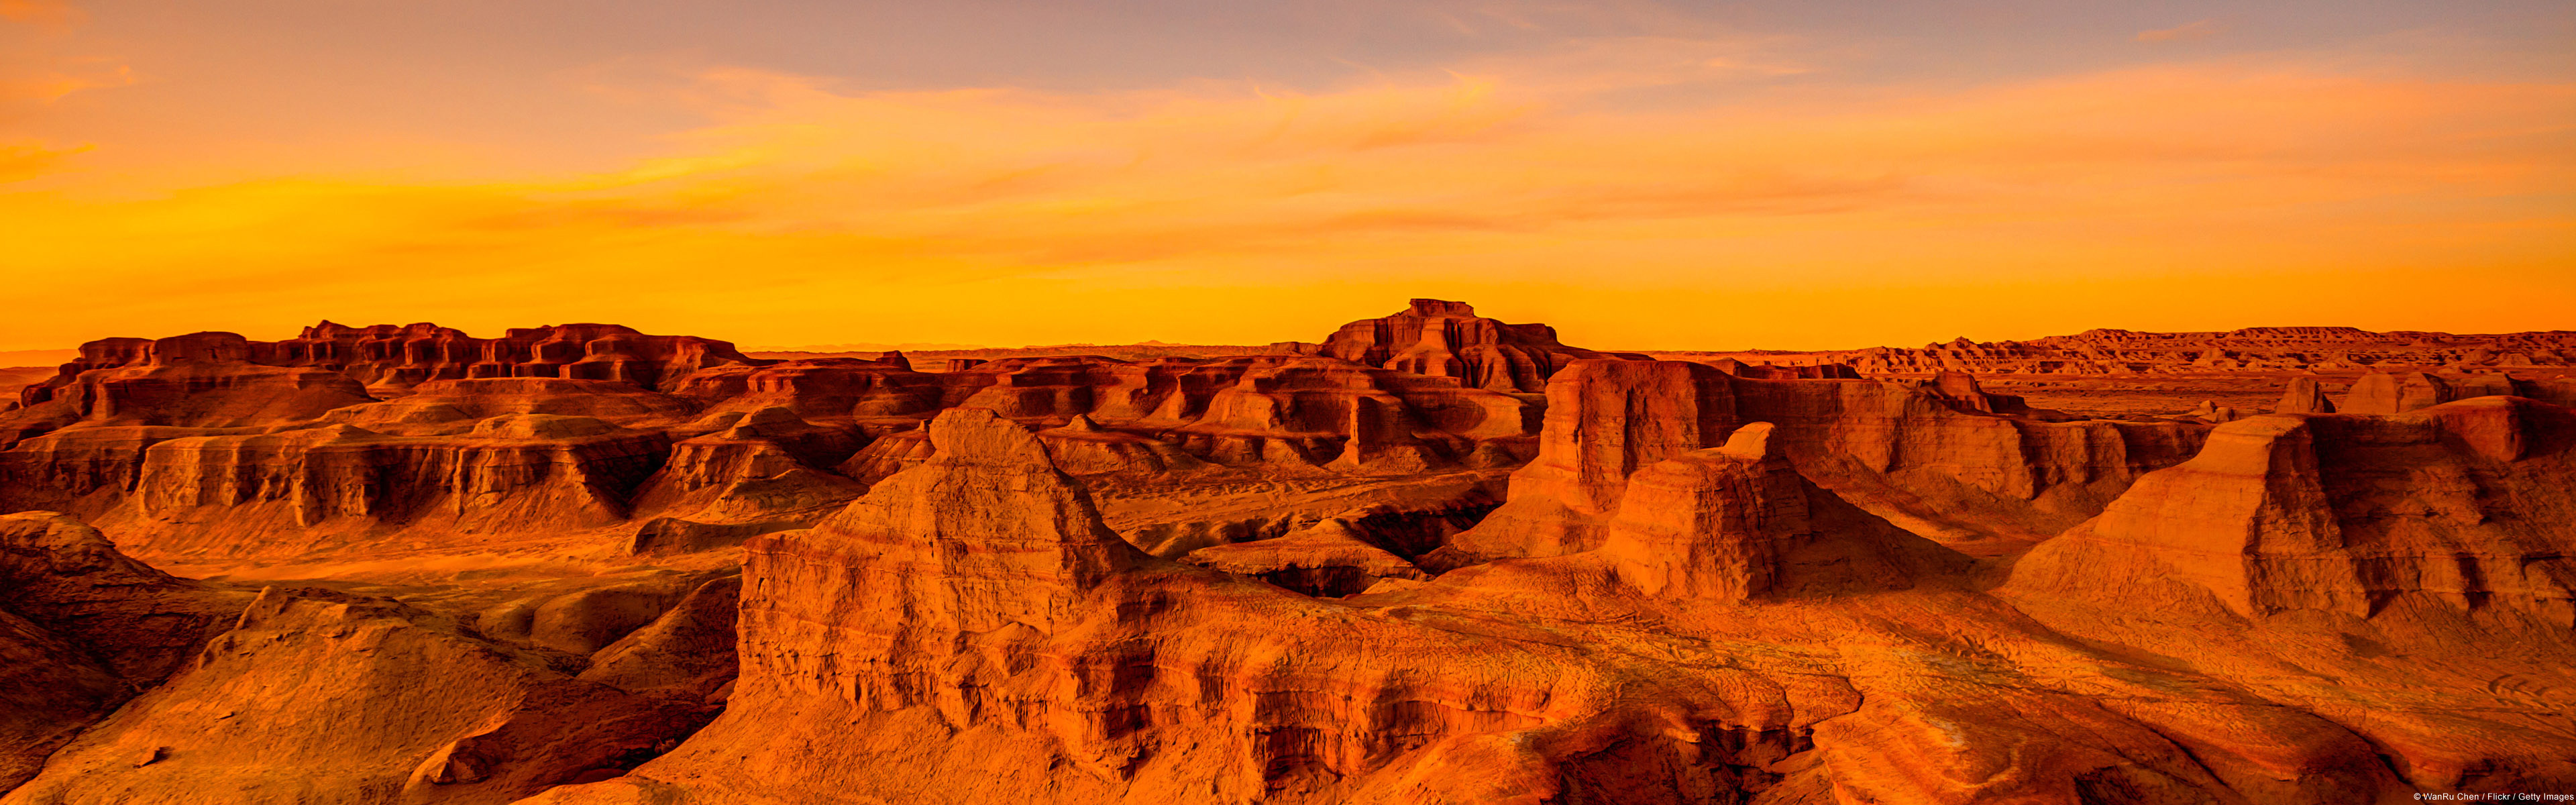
{"left": 2137, "top": 19, "right": 2227, "bottom": 43}
{"left": 0, "top": 0, "right": 76, "bottom": 26}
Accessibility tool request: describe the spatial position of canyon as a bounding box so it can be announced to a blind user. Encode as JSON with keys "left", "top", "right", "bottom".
{"left": 0, "top": 299, "right": 2569, "bottom": 804}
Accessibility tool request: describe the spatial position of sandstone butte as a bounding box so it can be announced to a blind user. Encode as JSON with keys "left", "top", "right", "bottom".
{"left": 0, "top": 300, "right": 2568, "bottom": 804}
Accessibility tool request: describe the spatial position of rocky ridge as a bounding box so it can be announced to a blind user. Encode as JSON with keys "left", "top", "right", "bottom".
{"left": 1661, "top": 326, "right": 2576, "bottom": 376}
{"left": 0, "top": 302, "right": 2569, "bottom": 803}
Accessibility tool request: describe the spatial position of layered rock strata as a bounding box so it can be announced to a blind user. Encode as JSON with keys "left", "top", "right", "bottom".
{"left": 1, "top": 323, "right": 1554, "bottom": 562}
{"left": 0, "top": 511, "right": 249, "bottom": 788}
{"left": 1595, "top": 423, "right": 1812, "bottom": 602}
{"left": 1283, "top": 299, "right": 1642, "bottom": 393}
{"left": 2010, "top": 396, "right": 2576, "bottom": 623}
{"left": 1, "top": 586, "right": 711, "bottom": 805}
{"left": 1665, "top": 326, "right": 2576, "bottom": 375}
{"left": 17, "top": 323, "right": 759, "bottom": 413}
{"left": 1438, "top": 360, "right": 2207, "bottom": 565}
{"left": 523, "top": 404, "right": 2506, "bottom": 805}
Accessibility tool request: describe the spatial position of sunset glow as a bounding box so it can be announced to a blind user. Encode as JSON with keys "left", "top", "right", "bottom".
{"left": 4, "top": 1, "right": 2570, "bottom": 350}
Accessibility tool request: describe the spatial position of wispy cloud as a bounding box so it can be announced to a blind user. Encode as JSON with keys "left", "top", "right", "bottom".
{"left": 0, "top": 140, "right": 85, "bottom": 182}
{"left": 0, "top": 58, "right": 129, "bottom": 102}
{"left": 0, "top": 0, "right": 77, "bottom": 26}
{"left": 1, "top": 0, "right": 126, "bottom": 113}
{"left": 2136, "top": 19, "right": 2227, "bottom": 43}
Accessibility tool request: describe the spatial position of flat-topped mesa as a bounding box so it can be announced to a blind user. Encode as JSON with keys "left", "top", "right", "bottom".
{"left": 2008, "top": 398, "right": 2576, "bottom": 624}
{"left": 17, "top": 322, "right": 763, "bottom": 412}
{"left": 278, "top": 321, "right": 763, "bottom": 392}
{"left": 1732, "top": 327, "right": 2576, "bottom": 376}
{"left": 1310, "top": 299, "right": 1640, "bottom": 393}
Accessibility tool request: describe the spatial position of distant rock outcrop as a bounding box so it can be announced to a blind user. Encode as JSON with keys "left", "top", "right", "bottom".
{"left": 18, "top": 323, "right": 759, "bottom": 411}
{"left": 2274, "top": 376, "right": 2337, "bottom": 413}
{"left": 2341, "top": 370, "right": 2456, "bottom": 415}
{"left": 1291, "top": 299, "right": 1642, "bottom": 392}
{"left": 1665, "top": 326, "right": 2576, "bottom": 376}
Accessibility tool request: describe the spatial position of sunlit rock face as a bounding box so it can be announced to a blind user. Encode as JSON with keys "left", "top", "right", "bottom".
{"left": 2, "top": 305, "right": 2573, "bottom": 804}
{"left": 1304, "top": 299, "right": 1643, "bottom": 393}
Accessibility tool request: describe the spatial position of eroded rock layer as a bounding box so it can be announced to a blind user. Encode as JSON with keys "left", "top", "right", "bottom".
{"left": 1437, "top": 360, "right": 2208, "bottom": 565}
{"left": 1, "top": 305, "right": 2571, "bottom": 804}
{"left": 2010, "top": 396, "right": 2576, "bottom": 623}
{"left": 526, "top": 398, "right": 2572, "bottom": 804}
{"left": 1664, "top": 326, "right": 2576, "bottom": 376}
{"left": 1283, "top": 299, "right": 1643, "bottom": 392}
{"left": 0, "top": 316, "right": 1556, "bottom": 563}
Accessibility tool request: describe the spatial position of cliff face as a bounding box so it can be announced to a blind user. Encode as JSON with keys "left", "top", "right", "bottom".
{"left": 10, "top": 358, "right": 374, "bottom": 436}
{"left": 539, "top": 408, "right": 1823, "bottom": 804}
{"left": 527, "top": 402, "right": 2507, "bottom": 805}
{"left": 122, "top": 417, "right": 672, "bottom": 557}
{"left": 17, "top": 324, "right": 760, "bottom": 411}
{"left": 1995, "top": 394, "right": 2576, "bottom": 792}
{"left": 2010, "top": 396, "right": 2576, "bottom": 623}
{"left": 0, "top": 319, "right": 1552, "bottom": 564}
{"left": 625, "top": 407, "right": 867, "bottom": 535}
{"left": 1595, "top": 423, "right": 1812, "bottom": 602}
{"left": 4, "top": 307, "right": 2573, "bottom": 804}
{"left": 1438, "top": 360, "right": 2208, "bottom": 566}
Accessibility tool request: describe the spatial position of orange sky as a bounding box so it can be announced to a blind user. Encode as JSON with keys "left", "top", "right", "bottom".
{"left": 2, "top": 1, "right": 2571, "bottom": 352}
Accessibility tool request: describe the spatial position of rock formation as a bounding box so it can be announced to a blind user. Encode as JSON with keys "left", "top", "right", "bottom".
{"left": 1, "top": 586, "right": 711, "bottom": 805}
{"left": 2010, "top": 396, "right": 2576, "bottom": 623}
{"left": 0, "top": 318, "right": 1556, "bottom": 565}
{"left": 1, "top": 305, "right": 2571, "bottom": 803}
{"left": 1437, "top": 359, "right": 2208, "bottom": 566}
{"left": 1180, "top": 514, "right": 1430, "bottom": 597}
{"left": 1287, "top": 299, "right": 1642, "bottom": 392}
{"left": 521, "top": 391, "right": 2520, "bottom": 805}
{"left": 1662, "top": 326, "right": 2576, "bottom": 376}
{"left": 2341, "top": 370, "right": 2456, "bottom": 415}
{"left": 0, "top": 511, "right": 248, "bottom": 788}
{"left": 1595, "top": 423, "right": 1811, "bottom": 602}
{"left": 16, "top": 323, "right": 759, "bottom": 415}
{"left": 2275, "top": 376, "right": 2337, "bottom": 413}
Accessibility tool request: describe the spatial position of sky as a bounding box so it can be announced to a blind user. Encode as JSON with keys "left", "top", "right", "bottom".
{"left": 1, "top": 0, "right": 2570, "bottom": 352}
